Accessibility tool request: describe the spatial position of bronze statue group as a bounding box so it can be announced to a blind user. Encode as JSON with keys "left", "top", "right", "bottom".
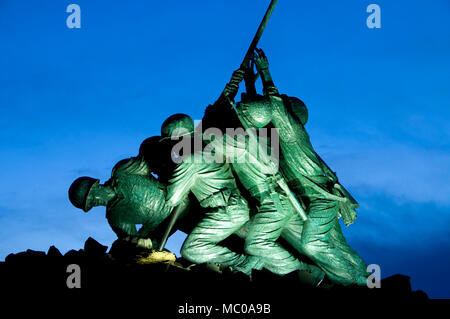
{"left": 69, "top": 49, "right": 369, "bottom": 287}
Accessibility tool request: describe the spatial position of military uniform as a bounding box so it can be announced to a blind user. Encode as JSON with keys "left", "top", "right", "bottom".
{"left": 241, "top": 93, "right": 368, "bottom": 285}
{"left": 207, "top": 130, "right": 312, "bottom": 275}
{"left": 105, "top": 156, "right": 173, "bottom": 239}
{"left": 166, "top": 152, "right": 261, "bottom": 275}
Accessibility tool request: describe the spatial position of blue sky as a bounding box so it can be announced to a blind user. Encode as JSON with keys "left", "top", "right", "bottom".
{"left": 0, "top": 1, "right": 449, "bottom": 298}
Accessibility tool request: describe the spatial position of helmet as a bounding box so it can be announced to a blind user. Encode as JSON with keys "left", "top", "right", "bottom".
{"left": 284, "top": 96, "right": 308, "bottom": 126}
{"left": 139, "top": 136, "right": 162, "bottom": 159}
{"left": 139, "top": 136, "right": 174, "bottom": 178}
{"left": 237, "top": 95, "right": 308, "bottom": 128}
{"left": 161, "top": 114, "right": 194, "bottom": 140}
{"left": 68, "top": 177, "right": 99, "bottom": 212}
{"left": 236, "top": 97, "right": 272, "bottom": 129}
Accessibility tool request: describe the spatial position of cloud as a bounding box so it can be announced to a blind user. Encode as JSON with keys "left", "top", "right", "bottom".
{"left": 347, "top": 233, "right": 450, "bottom": 299}
{"left": 313, "top": 125, "right": 450, "bottom": 206}
{"left": 343, "top": 192, "right": 450, "bottom": 248}
{"left": 339, "top": 191, "right": 450, "bottom": 298}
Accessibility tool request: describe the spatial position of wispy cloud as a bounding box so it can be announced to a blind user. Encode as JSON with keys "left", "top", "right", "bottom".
{"left": 313, "top": 125, "right": 450, "bottom": 206}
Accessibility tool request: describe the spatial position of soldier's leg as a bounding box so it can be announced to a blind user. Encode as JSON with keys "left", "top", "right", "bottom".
{"left": 300, "top": 198, "right": 366, "bottom": 285}
{"left": 280, "top": 211, "right": 304, "bottom": 254}
{"left": 330, "top": 219, "right": 368, "bottom": 278}
{"left": 181, "top": 200, "right": 260, "bottom": 275}
{"left": 233, "top": 220, "right": 251, "bottom": 239}
{"left": 244, "top": 200, "right": 303, "bottom": 275}
{"left": 281, "top": 210, "right": 326, "bottom": 284}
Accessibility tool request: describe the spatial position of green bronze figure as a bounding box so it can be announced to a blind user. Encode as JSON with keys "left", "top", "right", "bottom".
{"left": 236, "top": 48, "right": 368, "bottom": 285}
{"left": 66, "top": 0, "right": 371, "bottom": 285}
{"left": 163, "top": 113, "right": 263, "bottom": 275}
{"left": 203, "top": 71, "right": 324, "bottom": 283}
{"left": 68, "top": 143, "right": 178, "bottom": 262}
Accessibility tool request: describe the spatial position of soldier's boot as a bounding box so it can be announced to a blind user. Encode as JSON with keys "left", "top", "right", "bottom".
{"left": 231, "top": 255, "right": 265, "bottom": 276}
{"left": 295, "top": 263, "right": 326, "bottom": 287}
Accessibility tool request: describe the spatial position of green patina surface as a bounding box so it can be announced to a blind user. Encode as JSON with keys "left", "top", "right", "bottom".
{"left": 68, "top": 2, "right": 369, "bottom": 285}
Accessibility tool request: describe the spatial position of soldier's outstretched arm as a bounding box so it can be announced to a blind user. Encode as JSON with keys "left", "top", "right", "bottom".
{"left": 221, "top": 68, "right": 245, "bottom": 101}
{"left": 202, "top": 69, "right": 245, "bottom": 131}
{"left": 254, "top": 48, "right": 279, "bottom": 96}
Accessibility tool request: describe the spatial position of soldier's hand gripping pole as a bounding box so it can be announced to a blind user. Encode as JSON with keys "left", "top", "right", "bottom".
{"left": 223, "top": 0, "right": 278, "bottom": 101}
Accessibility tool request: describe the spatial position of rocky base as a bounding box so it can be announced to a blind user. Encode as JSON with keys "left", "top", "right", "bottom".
{"left": 1, "top": 238, "right": 431, "bottom": 315}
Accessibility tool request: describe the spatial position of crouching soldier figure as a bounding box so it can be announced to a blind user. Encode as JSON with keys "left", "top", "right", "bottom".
{"left": 162, "top": 114, "right": 263, "bottom": 275}
{"left": 68, "top": 141, "right": 177, "bottom": 263}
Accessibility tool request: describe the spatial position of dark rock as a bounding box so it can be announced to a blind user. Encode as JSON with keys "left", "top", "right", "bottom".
{"left": 411, "top": 289, "right": 430, "bottom": 301}
{"left": 4, "top": 253, "right": 16, "bottom": 263}
{"left": 5, "top": 249, "right": 46, "bottom": 264}
{"left": 84, "top": 237, "right": 108, "bottom": 257}
{"left": 64, "top": 249, "right": 84, "bottom": 258}
{"left": 23, "top": 249, "right": 46, "bottom": 257}
{"left": 0, "top": 239, "right": 431, "bottom": 312}
{"left": 109, "top": 238, "right": 151, "bottom": 261}
{"left": 47, "top": 246, "right": 62, "bottom": 257}
{"left": 381, "top": 273, "right": 412, "bottom": 292}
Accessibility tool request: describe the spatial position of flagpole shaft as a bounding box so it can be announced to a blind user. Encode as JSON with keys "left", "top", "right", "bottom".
{"left": 240, "top": 0, "right": 278, "bottom": 69}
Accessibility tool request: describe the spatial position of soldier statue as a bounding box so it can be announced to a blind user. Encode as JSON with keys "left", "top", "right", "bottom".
{"left": 67, "top": 0, "right": 370, "bottom": 286}
{"left": 202, "top": 70, "right": 324, "bottom": 284}
{"left": 234, "top": 48, "right": 369, "bottom": 285}
{"left": 68, "top": 137, "right": 179, "bottom": 263}
{"left": 162, "top": 110, "right": 264, "bottom": 276}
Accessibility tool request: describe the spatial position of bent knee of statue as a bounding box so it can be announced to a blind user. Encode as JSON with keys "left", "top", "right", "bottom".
{"left": 225, "top": 205, "right": 250, "bottom": 224}
{"left": 180, "top": 238, "right": 207, "bottom": 262}
{"left": 180, "top": 242, "right": 195, "bottom": 261}
{"left": 244, "top": 239, "right": 266, "bottom": 256}
{"left": 300, "top": 238, "right": 317, "bottom": 256}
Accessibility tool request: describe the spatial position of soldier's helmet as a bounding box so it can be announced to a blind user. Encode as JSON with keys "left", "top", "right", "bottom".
{"left": 139, "top": 136, "right": 162, "bottom": 159}
{"left": 161, "top": 113, "right": 194, "bottom": 140}
{"left": 139, "top": 136, "right": 175, "bottom": 180}
{"left": 237, "top": 95, "right": 308, "bottom": 128}
{"left": 285, "top": 96, "right": 308, "bottom": 126}
{"left": 68, "top": 177, "right": 99, "bottom": 212}
{"left": 236, "top": 96, "right": 272, "bottom": 129}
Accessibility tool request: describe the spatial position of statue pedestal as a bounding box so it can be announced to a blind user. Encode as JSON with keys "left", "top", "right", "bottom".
{"left": 1, "top": 238, "right": 430, "bottom": 315}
